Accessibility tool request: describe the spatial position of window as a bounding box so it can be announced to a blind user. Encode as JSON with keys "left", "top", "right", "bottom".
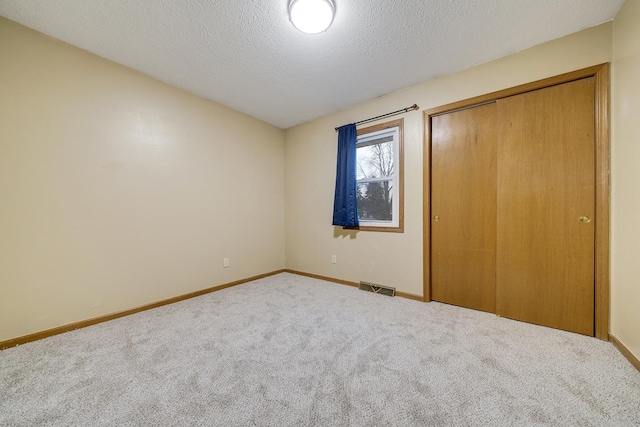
{"left": 354, "top": 119, "right": 404, "bottom": 232}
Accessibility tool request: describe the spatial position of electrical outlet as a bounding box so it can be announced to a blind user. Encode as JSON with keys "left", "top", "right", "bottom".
{"left": 223, "top": 258, "right": 230, "bottom": 268}
{"left": 331, "top": 255, "right": 337, "bottom": 264}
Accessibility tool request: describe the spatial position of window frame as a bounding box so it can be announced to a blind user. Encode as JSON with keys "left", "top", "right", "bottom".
{"left": 349, "top": 118, "right": 404, "bottom": 233}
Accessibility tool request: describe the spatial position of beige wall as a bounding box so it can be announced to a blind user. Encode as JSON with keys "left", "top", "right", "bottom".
{"left": 0, "top": 17, "right": 285, "bottom": 342}
{"left": 612, "top": 0, "right": 640, "bottom": 360}
{"left": 285, "top": 23, "right": 612, "bottom": 298}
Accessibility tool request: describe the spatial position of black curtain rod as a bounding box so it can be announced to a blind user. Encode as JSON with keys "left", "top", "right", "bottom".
{"left": 335, "top": 104, "right": 419, "bottom": 131}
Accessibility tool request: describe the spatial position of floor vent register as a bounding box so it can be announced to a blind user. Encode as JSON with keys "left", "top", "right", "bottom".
{"left": 358, "top": 281, "right": 395, "bottom": 297}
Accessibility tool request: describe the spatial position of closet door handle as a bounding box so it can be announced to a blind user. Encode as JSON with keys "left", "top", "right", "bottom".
{"left": 579, "top": 216, "right": 591, "bottom": 223}
{"left": 433, "top": 215, "right": 440, "bottom": 222}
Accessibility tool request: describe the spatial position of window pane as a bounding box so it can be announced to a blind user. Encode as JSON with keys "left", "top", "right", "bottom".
{"left": 357, "top": 181, "right": 393, "bottom": 221}
{"left": 356, "top": 141, "right": 394, "bottom": 180}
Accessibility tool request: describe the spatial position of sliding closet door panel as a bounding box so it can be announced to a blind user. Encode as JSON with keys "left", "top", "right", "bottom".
{"left": 431, "top": 103, "right": 497, "bottom": 313}
{"left": 496, "top": 78, "right": 595, "bottom": 336}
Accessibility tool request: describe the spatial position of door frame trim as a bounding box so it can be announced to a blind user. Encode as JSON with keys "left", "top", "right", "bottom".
{"left": 422, "top": 64, "right": 610, "bottom": 340}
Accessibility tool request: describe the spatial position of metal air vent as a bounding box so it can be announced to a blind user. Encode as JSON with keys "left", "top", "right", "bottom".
{"left": 359, "top": 281, "right": 395, "bottom": 297}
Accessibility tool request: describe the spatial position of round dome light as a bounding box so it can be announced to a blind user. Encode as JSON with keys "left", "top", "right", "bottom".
{"left": 288, "top": 0, "right": 336, "bottom": 34}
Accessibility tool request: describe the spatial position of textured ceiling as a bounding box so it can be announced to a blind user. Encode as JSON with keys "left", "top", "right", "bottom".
{"left": 0, "top": 0, "right": 625, "bottom": 129}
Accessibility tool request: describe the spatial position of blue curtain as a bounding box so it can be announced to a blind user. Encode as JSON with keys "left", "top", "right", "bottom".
{"left": 332, "top": 124, "right": 359, "bottom": 227}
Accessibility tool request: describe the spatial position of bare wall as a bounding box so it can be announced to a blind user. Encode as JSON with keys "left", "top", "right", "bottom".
{"left": 612, "top": 0, "right": 640, "bottom": 360}
{"left": 285, "top": 24, "right": 612, "bottom": 297}
{"left": 0, "top": 17, "right": 286, "bottom": 342}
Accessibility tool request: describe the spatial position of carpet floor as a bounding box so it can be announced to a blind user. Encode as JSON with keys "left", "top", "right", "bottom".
{"left": 1, "top": 272, "right": 639, "bottom": 426}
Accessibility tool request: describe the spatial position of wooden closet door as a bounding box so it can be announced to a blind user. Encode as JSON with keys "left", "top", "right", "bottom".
{"left": 496, "top": 77, "right": 595, "bottom": 336}
{"left": 431, "top": 103, "right": 497, "bottom": 313}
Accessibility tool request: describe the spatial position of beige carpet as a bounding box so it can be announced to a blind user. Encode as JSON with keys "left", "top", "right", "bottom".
{"left": 1, "top": 272, "right": 639, "bottom": 426}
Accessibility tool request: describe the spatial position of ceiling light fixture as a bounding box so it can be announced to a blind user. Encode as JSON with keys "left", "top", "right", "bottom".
{"left": 288, "top": 0, "right": 336, "bottom": 34}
